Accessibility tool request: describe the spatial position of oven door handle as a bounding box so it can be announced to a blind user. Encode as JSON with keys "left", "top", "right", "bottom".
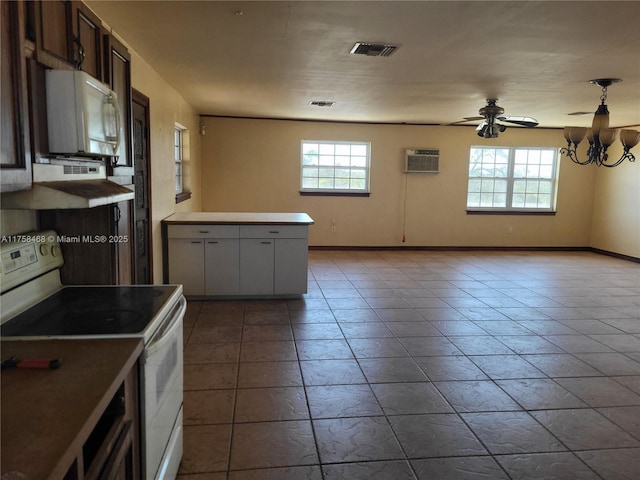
{"left": 145, "top": 296, "right": 186, "bottom": 359}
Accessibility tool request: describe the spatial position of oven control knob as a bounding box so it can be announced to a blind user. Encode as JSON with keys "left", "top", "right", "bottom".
{"left": 39, "top": 244, "right": 50, "bottom": 256}
{"left": 51, "top": 245, "right": 61, "bottom": 257}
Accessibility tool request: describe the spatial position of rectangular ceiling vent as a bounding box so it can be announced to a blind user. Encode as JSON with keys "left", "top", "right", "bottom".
{"left": 405, "top": 148, "right": 439, "bottom": 173}
{"left": 349, "top": 42, "right": 398, "bottom": 57}
{"left": 309, "top": 101, "right": 335, "bottom": 107}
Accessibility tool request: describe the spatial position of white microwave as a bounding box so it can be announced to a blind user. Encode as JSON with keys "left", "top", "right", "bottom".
{"left": 46, "top": 70, "right": 121, "bottom": 157}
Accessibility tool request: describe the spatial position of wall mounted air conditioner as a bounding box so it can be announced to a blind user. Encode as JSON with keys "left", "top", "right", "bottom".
{"left": 405, "top": 148, "right": 439, "bottom": 173}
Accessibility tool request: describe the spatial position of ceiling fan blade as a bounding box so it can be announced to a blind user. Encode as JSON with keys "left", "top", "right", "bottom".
{"left": 497, "top": 116, "right": 539, "bottom": 128}
{"left": 476, "top": 122, "right": 487, "bottom": 131}
{"left": 446, "top": 116, "right": 485, "bottom": 126}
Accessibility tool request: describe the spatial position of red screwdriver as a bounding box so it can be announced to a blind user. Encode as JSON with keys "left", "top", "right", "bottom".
{"left": 1, "top": 356, "right": 61, "bottom": 370}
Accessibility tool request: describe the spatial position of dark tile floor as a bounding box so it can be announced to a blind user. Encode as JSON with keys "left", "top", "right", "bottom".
{"left": 177, "top": 250, "right": 640, "bottom": 480}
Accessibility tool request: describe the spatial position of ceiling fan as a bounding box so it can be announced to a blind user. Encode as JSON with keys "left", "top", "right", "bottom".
{"left": 457, "top": 99, "right": 539, "bottom": 138}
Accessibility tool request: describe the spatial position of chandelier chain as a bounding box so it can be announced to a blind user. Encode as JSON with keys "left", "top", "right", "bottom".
{"left": 600, "top": 86, "right": 608, "bottom": 104}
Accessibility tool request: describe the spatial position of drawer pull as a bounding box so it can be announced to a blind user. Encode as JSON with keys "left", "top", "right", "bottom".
{"left": 208, "top": 241, "right": 218, "bottom": 244}
{"left": 268, "top": 230, "right": 279, "bottom": 234}
{"left": 191, "top": 241, "right": 202, "bottom": 244}
{"left": 261, "top": 241, "right": 272, "bottom": 245}
{"left": 198, "top": 230, "right": 209, "bottom": 234}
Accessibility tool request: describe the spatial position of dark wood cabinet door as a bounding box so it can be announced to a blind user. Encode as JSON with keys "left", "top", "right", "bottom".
{"left": 71, "top": 1, "right": 103, "bottom": 78}
{"left": 33, "top": 0, "right": 103, "bottom": 73}
{"left": 104, "top": 34, "right": 133, "bottom": 172}
{"left": 1, "top": 0, "right": 32, "bottom": 192}
{"left": 114, "top": 200, "right": 134, "bottom": 285}
{"left": 39, "top": 207, "right": 117, "bottom": 285}
{"left": 33, "top": 0, "right": 73, "bottom": 69}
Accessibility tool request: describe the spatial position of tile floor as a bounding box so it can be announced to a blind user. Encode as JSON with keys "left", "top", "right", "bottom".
{"left": 177, "top": 250, "right": 640, "bottom": 480}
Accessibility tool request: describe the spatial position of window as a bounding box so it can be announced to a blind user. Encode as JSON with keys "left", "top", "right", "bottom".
{"left": 301, "top": 141, "right": 370, "bottom": 195}
{"left": 174, "top": 124, "right": 191, "bottom": 203}
{"left": 174, "top": 126, "right": 184, "bottom": 194}
{"left": 466, "top": 146, "right": 558, "bottom": 212}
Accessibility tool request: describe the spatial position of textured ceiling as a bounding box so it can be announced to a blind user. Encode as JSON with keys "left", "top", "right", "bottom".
{"left": 87, "top": 0, "right": 640, "bottom": 128}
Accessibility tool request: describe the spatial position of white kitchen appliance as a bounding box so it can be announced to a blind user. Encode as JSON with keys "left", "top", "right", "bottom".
{"left": 0, "top": 231, "right": 185, "bottom": 480}
{"left": 46, "top": 70, "right": 121, "bottom": 157}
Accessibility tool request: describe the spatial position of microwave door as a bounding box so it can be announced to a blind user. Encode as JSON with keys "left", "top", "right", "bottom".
{"left": 83, "top": 79, "right": 120, "bottom": 156}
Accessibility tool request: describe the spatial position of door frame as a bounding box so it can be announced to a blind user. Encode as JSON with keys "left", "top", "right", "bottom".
{"left": 132, "top": 88, "right": 153, "bottom": 284}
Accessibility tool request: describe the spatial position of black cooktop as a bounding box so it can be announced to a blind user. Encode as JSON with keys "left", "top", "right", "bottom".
{"left": 1, "top": 286, "right": 178, "bottom": 336}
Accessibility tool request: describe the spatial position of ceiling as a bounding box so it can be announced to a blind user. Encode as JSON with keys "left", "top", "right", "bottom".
{"left": 87, "top": 1, "right": 640, "bottom": 128}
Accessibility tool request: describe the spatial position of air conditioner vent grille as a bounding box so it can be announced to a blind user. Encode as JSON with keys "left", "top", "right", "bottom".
{"left": 63, "top": 165, "right": 99, "bottom": 175}
{"left": 405, "top": 148, "right": 439, "bottom": 173}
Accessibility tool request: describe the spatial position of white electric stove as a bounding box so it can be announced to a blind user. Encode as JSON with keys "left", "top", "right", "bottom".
{"left": 0, "top": 231, "right": 185, "bottom": 480}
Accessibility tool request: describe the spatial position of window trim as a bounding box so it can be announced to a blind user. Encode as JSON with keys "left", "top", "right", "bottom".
{"left": 174, "top": 123, "right": 191, "bottom": 203}
{"left": 299, "top": 140, "right": 371, "bottom": 195}
{"left": 466, "top": 145, "right": 559, "bottom": 213}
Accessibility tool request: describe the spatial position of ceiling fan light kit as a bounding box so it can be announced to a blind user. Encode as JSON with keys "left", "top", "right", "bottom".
{"left": 561, "top": 78, "right": 639, "bottom": 167}
{"left": 464, "top": 99, "right": 539, "bottom": 139}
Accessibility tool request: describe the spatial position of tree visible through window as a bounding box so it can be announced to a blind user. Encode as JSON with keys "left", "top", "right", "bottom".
{"left": 301, "top": 141, "right": 370, "bottom": 194}
{"left": 466, "top": 146, "right": 558, "bottom": 211}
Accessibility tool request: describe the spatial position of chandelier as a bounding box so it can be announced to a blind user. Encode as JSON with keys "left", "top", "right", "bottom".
{"left": 561, "top": 79, "right": 640, "bottom": 167}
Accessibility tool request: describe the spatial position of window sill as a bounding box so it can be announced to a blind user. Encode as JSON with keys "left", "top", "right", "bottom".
{"left": 175, "top": 191, "right": 192, "bottom": 204}
{"left": 466, "top": 210, "right": 556, "bottom": 216}
{"left": 300, "top": 191, "right": 370, "bottom": 197}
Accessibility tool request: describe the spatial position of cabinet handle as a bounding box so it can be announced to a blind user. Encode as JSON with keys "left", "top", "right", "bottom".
{"left": 73, "top": 36, "right": 85, "bottom": 69}
{"left": 208, "top": 241, "right": 218, "bottom": 244}
{"left": 268, "top": 230, "right": 279, "bottom": 234}
{"left": 260, "top": 241, "right": 272, "bottom": 245}
{"left": 191, "top": 241, "right": 202, "bottom": 244}
{"left": 198, "top": 230, "right": 209, "bottom": 234}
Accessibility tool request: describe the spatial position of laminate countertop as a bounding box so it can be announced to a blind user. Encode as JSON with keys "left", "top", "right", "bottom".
{"left": 162, "top": 212, "right": 314, "bottom": 225}
{"left": 1, "top": 338, "right": 143, "bottom": 480}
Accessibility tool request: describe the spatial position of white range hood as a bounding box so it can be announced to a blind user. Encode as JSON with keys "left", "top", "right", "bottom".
{"left": 1, "top": 159, "right": 134, "bottom": 209}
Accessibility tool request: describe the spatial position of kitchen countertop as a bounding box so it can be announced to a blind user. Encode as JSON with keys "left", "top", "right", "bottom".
{"left": 162, "top": 211, "right": 314, "bottom": 225}
{"left": 1, "top": 338, "right": 143, "bottom": 480}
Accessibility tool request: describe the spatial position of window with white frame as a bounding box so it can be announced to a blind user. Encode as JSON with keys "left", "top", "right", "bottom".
{"left": 300, "top": 141, "right": 370, "bottom": 194}
{"left": 174, "top": 125, "right": 185, "bottom": 195}
{"left": 466, "top": 146, "right": 558, "bottom": 211}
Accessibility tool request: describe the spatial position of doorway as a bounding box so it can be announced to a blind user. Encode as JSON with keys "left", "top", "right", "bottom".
{"left": 132, "top": 89, "right": 152, "bottom": 284}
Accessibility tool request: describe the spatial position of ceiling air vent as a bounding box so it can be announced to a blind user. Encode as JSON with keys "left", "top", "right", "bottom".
{"left": 349, "top": 42, "right": 398, "bottom": 57}
{"left": 309, "top": 101, "right": 335, "bottom": 107}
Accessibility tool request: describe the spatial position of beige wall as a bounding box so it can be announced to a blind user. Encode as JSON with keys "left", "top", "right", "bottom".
{"left": 201, "top": 117, "right": 598, "bottom": 248}
{"left": 590, "top": 126, "right": 640, "bottom": 258}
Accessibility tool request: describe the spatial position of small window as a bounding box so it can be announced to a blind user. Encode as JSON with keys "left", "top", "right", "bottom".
{"left": 174, "top": 126, "right": 184, "bottom": 194}
{"left": 174, "top": 124, "right": 191, "bottom": 203}
{"left": 300, "top": 140, "right": 370, "bottom": 195}
{"left": 466, "top": 146, "right": 558, "bottom": 212}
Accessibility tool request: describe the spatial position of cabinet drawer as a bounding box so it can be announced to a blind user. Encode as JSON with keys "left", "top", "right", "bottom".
{"left": 239, "top": 225, "right": 307, "bottom": 239}
{"left": 167, "top": 224, "right": 239, "bottom": 239}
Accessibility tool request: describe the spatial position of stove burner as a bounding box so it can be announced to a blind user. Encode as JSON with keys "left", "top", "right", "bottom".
{"left": 62, "top": 309, "right": 145, "bottom": 334}
{"left": 122, "top": 289, "right": 165, "bottom": 299}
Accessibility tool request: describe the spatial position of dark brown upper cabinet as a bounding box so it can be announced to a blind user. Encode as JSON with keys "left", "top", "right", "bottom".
{"left": 104, "top": 34, "right": 133, "bottom": 173}
{"left": 1, "top": 0, "right": 33, "bottom": 192}
{"left": 32, "top": 0, "right": 104, "bottom": 77}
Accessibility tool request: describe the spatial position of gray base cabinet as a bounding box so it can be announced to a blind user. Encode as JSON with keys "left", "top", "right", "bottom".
{"left": 166, "top": 221, "right": 309, "bottom": 297}
{"left": 168, "top": 238, "right": 205, "bottom": 296}
{"left": 205, "top": 238, "right": 240, "bottom": 295}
